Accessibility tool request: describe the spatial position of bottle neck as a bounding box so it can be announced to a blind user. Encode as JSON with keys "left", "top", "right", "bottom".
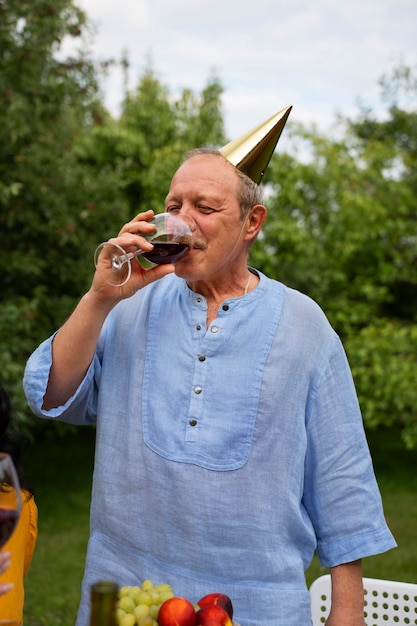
{"left": 89, "top": 581, "right": 119, "bottom": 626}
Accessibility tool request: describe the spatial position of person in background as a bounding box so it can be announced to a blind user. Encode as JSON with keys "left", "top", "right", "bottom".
{"left": 0, "top": 382, "right": 38, "bottom": 623}
{"left": 0, "top": 550, "right": 12, "bottom": 596}
{"left": 24, "top": 107, "right": 395, "bottom": 626}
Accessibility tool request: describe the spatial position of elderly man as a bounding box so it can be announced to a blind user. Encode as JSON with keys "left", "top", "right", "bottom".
{"left": 24, "top": 108, "right": 395, "bottom": 626}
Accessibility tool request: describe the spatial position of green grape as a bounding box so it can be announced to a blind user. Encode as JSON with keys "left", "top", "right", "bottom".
{"left": 119, "top": 595, "right": 136, "bottom": 613}
{"left": 116, "top": 608, "right": 126, "bottom": 621}
{"left": 149, "top": 590, "right": 160, "bottom": 604}
{"left": 154, "top": 583, "right": 172, "bottom": 594}
{"left": 117, "top": 579, "right": 179, "bottom": 626}
{"left": 135, "top": 591, "right": 153, "bottom": 606}
{"left": 133, "top": 604, "right": 150, "bottom": 620}
{"left": 119, "top": 613, "right": 136, "bottom": 626}
{"left": 141, "top": 579, "right": 154, "bottom": 592}
{"left": 159, "top": 590, "right": 175, "bottom": 604}
{"left": 149, "top": 604, "right": 160, "bottom": 620}
{"left": 119, "top": 586, "right": 132, "bottom": 598}
{"left": 137, "top": 616, "right": 154, "bottom": 626}
{"left": 129, "top": 586, "right": 142, "bottom": 601}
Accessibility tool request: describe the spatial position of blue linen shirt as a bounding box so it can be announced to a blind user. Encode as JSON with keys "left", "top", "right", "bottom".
{"left": 24, "top": 271, "right": 396, "bottom": 626}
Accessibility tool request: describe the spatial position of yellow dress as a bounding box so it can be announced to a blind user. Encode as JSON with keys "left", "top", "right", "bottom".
{"left": 0, "top": 490, "right": 38, "bottom": 624}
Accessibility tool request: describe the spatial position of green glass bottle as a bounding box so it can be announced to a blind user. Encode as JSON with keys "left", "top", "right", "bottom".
{"left": 89, "top": 580, "right": 119, "bottom": 626}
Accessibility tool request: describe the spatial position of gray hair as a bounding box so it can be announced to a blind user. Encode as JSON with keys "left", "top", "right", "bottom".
{"left": 183, "top": 148, "right": 264, "bottom": 219}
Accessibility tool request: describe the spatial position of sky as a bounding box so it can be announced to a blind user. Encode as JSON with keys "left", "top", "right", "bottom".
{"left": 73, "top": 0, "right": 416, "bottom": 141}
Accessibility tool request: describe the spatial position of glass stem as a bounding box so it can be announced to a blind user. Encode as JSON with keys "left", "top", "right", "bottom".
{"left": 111, "top": 248, "right": 143, "bottom": 270}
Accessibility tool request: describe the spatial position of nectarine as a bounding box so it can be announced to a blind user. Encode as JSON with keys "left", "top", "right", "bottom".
{"left": 197, "top": 593, "right": 233, "bottom": 620}
{"left": 158, "top": 596, "right": 197, "bottom": 626}
{"left": 195, "top": 604, "right": 233, "bottom": 626}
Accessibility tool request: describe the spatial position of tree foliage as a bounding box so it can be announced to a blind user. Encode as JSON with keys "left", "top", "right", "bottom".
{"left": 0, "top": 0, "right": 225, "bottom": 425}
{"left": 251, "top": 62, "right": 417, "bottom": 447}
{"left": 1, "top": 1, "right": 415, "bottom": 447}
{"left": 1, "top": 0, "right": 104, "bottom": 419}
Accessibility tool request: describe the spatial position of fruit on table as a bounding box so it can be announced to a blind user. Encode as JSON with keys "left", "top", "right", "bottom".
{"left": 117, "top": 579, "right": 175, "bottom": 626}
{"left": 119, "top": 614, "right": 136, "bottom": 626}
{"left": 158, "top": 596, "right": 197, "bottom": 626}
{"left": 195, "top": 605, "right": 233, "bottom": 626}
{"left": 196, "top": 593, "right": 233, "bottom": 620}
{"left": 116, "top": 579, "right": 235, "bottom": 626}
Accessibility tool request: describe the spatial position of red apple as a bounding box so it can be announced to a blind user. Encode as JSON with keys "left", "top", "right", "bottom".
{"left": 197, "top": 593, "right": 233, "bottom": 620}
{"left": 158, "top": 596, "right": 197, "bottom": 626}
{"left": 195, "top": 605, "right": 233, "bottom": 626}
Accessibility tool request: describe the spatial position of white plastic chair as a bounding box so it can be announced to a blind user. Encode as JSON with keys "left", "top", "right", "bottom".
{"left": 310, "top": 573, "right": 417, "bottom": 625}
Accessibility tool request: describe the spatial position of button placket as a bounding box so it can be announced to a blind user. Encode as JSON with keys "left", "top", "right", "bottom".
{"left": 186, "top": 323, "right": 211, "bottom": 442}
{"left": 192, "top": 293, "right": 205, "bottom": 335}
{"left": 187, "top": 292, "right": 224, "bottom": 442}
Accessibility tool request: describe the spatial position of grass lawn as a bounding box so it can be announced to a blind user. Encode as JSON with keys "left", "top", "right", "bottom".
{"left": 22, "top": 425, "right": 417, "bottom": 625}
{"left": 24, "top": 425, "right": 95, "bottom": 625}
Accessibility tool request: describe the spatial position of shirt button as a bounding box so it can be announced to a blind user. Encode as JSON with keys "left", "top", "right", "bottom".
{"left": 198, "top": 354, "right": 206, "bottom": 362}
{"left": 196, "top": 325, "right": 202, "bottom": 331}
{"left": 211, "top": 326, "right": 218, "bottom": 333}
{"left": 196, "top": 297, "right": 202, "bottom": 304}
{"left": 222, "top": 304, "right": 229, "bottom": 311}
{"left": 194, "top": 386, "right": 202, "bottom": 394}
{"left": 189, "top": 419, "right": 197, "bottom": 427}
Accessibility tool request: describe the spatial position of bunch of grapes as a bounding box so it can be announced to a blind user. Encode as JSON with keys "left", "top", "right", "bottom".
{"left": 117, "top": 579, "right": 175, "bottom": 626}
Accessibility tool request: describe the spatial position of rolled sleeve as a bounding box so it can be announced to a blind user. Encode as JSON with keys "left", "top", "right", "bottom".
{"left": 23, "top": 334, "right": 99, "bottom": 425}
{"left": 303, "top": 335, "right": 397, "bottom": 566}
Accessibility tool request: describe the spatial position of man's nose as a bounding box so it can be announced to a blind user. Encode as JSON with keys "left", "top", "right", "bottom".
{"left": 177, "top": 207, "right": 197, "bottom": 231}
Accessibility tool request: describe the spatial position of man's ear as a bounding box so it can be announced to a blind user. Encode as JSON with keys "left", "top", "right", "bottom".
{"left": 245, "top": 204, "right": 267, "bottom": 241}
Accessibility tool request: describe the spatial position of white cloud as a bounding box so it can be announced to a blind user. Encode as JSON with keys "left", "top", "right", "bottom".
{"left": 72, "top": 0, "right": 416, "bottom": 139}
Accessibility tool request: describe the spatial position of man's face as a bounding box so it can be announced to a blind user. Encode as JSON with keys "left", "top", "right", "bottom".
{"left": 165, "top": 154, "right": 250, "bottom": 283}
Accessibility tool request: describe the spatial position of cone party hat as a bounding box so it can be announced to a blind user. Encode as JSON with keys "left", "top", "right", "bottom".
{"left": 220, "top": 105, "right": 292, "bottom": 184}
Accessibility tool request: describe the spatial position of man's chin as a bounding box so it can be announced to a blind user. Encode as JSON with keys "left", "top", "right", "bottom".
{"left": 173, "top": 257, "right": 201, "bottom": 281}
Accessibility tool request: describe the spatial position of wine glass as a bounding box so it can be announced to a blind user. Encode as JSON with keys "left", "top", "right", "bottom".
{"left": 94, "top": 213, "right": 193, "bottom": 286}
{"left": 0, "top": 453, "right": 21, "bottom": 549}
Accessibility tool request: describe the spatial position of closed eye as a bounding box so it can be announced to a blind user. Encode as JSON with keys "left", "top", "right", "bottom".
{"left": 166, "top": 205, "right": 217, "bottom": 215}
{"left": 196, "top": 205, "right": 216, "bottom": 214}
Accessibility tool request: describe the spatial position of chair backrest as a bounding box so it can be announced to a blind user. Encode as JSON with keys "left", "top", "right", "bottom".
{"left": 310, "top": 573, "right": 417, "bottom": 625}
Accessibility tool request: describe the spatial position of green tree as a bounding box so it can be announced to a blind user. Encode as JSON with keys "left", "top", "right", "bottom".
{"left": 80, "top": 66, "right": 226, "bottom": 216}
{"left": 251, "top": 63, "right": 417, "bottom": 447}
{"left": 0, "top": 0, "right": 120, "bottom": 420}
{"left": 0, "top": 1, "right": 225, "bottom": 428}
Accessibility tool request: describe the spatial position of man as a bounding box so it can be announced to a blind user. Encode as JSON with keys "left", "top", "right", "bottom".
{"left": 24, "top": 108, "right": 395, "bottom": 626}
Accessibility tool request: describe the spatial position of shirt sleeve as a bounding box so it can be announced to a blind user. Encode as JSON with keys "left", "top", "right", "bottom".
{"left": 23, "top": 333, "right": 100, "bottom": 425}
{"left": 303, "top": 334, "right": 397, "bottom": 566}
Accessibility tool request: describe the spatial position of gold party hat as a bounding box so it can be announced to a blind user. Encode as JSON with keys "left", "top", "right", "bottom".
{"left": 220, "top": 105, "right": 292, "bottom": 184}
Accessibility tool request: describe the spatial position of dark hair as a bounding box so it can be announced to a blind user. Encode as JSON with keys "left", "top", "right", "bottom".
{"left": 0, "top": 382, "right": 34, "bottom": 496}
{"left": 183, "top": 148, "right": 264, "bottom": 218}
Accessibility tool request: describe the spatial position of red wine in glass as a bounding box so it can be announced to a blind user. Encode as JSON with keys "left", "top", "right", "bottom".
{"left": 142, "top": 241, "right": 189, "bottom": 265}
{"left": 94, "top": 213, "right": 193, "bottom": 286}
{"left": 0, "top": 508, "right": 19, "bottom": 547}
